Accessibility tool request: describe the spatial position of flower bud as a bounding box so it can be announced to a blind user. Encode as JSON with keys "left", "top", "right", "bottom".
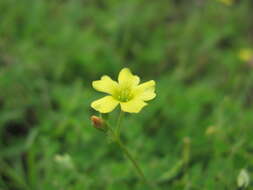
{"left": 90, "top": 115, "right": 107, "bottom": 132}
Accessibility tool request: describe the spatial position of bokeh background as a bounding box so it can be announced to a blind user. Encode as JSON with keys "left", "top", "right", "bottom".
{"left": 1, "top": 0, "right": 253, "bottom": 189}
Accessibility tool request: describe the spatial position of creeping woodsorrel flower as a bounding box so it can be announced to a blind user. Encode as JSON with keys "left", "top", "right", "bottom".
{"left": 91, "top": 68, "right": 156, "bottom": 113}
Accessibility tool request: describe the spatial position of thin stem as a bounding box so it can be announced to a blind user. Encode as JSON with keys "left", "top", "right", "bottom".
{"left": 106, "top": 125, "right": 149, "bottom": 185}
{"left": 115, "top": 136, "right": 148, "bottom": 184}
{"left": 115, "top": 110, "right": 124, "bottom": 136}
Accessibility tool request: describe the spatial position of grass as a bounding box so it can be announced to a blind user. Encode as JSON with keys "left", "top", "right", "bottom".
{"left": 0, "top": 0, "right": 253, "bottom": 189}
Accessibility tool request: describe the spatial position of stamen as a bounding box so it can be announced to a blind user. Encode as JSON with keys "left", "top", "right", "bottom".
{"left": 114, "top": 87, "right": 133, "bottom": 102}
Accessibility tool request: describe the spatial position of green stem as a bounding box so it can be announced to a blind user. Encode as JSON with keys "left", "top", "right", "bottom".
{"left": 107, "top": 124, "right": 149, "bottom": 185}
{"left": 115, "top": 110, "right": 124, "bottom": 137}
{"left": 115, "top": 136, "right": 148, "bottom": 184}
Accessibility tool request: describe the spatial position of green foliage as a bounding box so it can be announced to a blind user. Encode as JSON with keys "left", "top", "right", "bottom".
{"left": 0, "top": 0, "right": 253, "bottom": 189}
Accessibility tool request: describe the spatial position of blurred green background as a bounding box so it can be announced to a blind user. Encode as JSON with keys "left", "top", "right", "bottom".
{"left": 1, "top": 0, "right": 253, "bottom": 189}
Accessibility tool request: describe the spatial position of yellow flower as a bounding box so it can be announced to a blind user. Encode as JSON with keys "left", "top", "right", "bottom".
{"left": 238, "top": 48, "right": 253, "bottom": 62}
{"left": 91, "top": 68, "right": 156, "bottom": 113}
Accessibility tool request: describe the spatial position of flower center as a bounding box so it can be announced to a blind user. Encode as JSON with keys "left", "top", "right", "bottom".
{"left": 114, "top": 87, "right": 133, "bottom": 102}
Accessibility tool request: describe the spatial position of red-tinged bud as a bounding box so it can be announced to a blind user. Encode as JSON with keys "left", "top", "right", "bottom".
{"left": 90, "top": 116, "right": 107, "bottom": 132}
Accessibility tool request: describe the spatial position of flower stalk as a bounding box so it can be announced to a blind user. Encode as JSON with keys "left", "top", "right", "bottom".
{"left": 115, "top": 110, "right": 124, "bottom": 136}
{"left": 106, "top": 114, "right": 148, "bottom": 184}
{"left": 115, "top": 137, "right": 148, "bottom": 184}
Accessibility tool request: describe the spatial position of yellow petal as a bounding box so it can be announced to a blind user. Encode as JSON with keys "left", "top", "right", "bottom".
{"left": 92, "top": 75, "right": 118, "bottom": 94}
{"left": 120, "top": 98, "right": 147, "bottom": 113}
{"left": 134, "top": 80, "right": 156, "bottom": 101}
{"left": 91, "top": 96, "right": 119, "bottom": 113}
{"left": 118, "top": 68, "right": 140, "bottom": 87}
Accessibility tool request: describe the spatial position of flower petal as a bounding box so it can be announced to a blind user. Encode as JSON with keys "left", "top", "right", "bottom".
{"left": 91, "top": 96, "right": 119, "bottom": 113}
{"left": 92, "top": 76, "right": 118, "bottom": 94}
{"left": 120, "top": 98, "right": 147, "bottom": 113}
{"left": 134, "top": 80, "right": 156, "bottom": 101}
{"left": 118, "top": 68, "right": 140, "bottom": 87}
